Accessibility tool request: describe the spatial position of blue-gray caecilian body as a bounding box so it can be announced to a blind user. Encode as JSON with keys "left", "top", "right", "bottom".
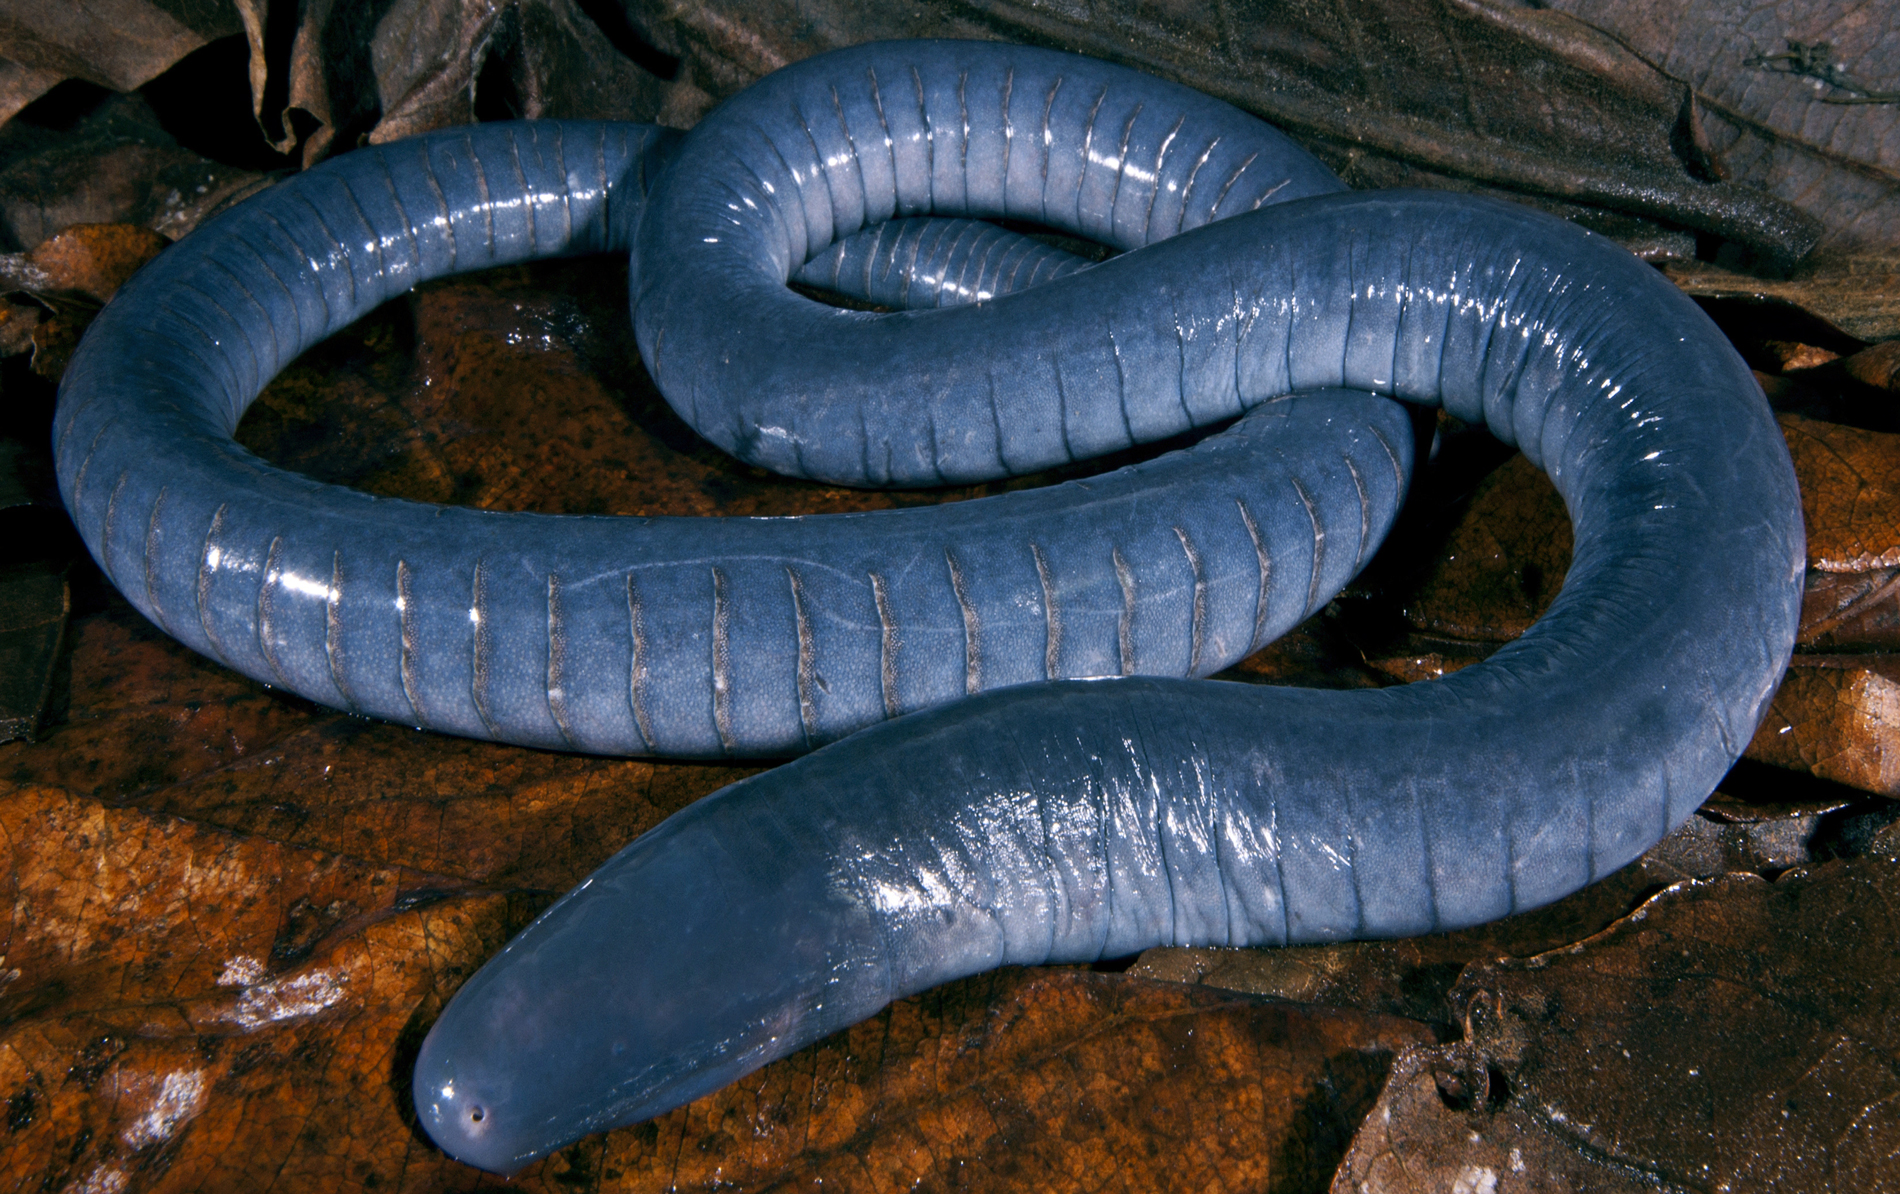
{"left": 50, "top": 39, "right": 1802, "bottom": 1176}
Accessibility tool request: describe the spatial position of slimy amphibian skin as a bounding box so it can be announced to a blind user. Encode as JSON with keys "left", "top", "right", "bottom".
{"left": 52, "top": 40, "right": 1803, "bottom": 1176}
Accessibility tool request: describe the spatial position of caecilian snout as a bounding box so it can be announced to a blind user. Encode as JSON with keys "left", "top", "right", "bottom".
{"left": 412, "top": 1042, "right": 521, "bottom": 1174}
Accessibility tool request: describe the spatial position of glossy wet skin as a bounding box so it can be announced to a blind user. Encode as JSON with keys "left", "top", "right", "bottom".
{"left": 52, "top": 40, "right": 1803, "bottom": 1175}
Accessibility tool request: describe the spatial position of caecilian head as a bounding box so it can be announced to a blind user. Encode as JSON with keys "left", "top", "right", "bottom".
{"left": 411, "top": 793, "right": 889, "bottom": 1172}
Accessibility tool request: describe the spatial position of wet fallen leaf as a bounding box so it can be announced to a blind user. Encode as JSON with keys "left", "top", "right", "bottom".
{"left": 1392, "top": 452, "right": 1572, "bottom": 646}
{"left": 0, "top": 779, "right": 526, "bottom": 1193}
{"left": 1217, "top": 618, "right": 1389, "bottom": 691}
{"left": 1337, "top": 822, "right": 1900, "bottom": 1192}
{"left": 1748, "top": 656, "right": 1900, "bottom": 796}
{"left": 1766, "top": 338, "right": 1843, "bottom": 372}
{"left": 1353, "top": 408, "right": 1900, "bottom": 791}
{"left": 0, "top": 222, "right": 170, "bottom": 382}
{"left": 1783, "top": 413, "right": 1900, "bottom": 652}
{"left": 1802, "top": 566, "right": 1900, "bottom": 651}
{"left": 554, "top": 970, "right": 1434, "bottom": 1194}
{"left": 1330, "top": 1040, "right": 1670, "bottom": 1194}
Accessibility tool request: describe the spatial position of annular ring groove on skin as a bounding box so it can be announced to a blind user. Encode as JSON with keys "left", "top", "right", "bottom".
{"left": 52, "top": 45, "right": 1388, "bottom": 758}
{"left": 48, "top": 38, "right": 1803, "bottom": 1177}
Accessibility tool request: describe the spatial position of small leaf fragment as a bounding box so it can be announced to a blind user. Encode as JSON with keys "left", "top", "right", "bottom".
{"left": 1783, "top": 413, "right": 1900, "bottom": 574}
{"left": 23, "top": 222, "right": 169, "bottom": 301}
{"left": 1747, "top": 657, "right": 1900, "bottom": 796}
{"left": 1329, "top": 1041, "right": 1666, "bottom": 1194}
{"left": 1841, "top": 340, "right": 1900, "bottom": 393}
{"left": 1418, "top": 828, "right": 1900, "bottom": 1192}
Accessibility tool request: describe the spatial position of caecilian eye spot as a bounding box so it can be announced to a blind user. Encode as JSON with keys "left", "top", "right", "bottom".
{"left": 469, "top": 1106, "right": 485, "bottom": 1124}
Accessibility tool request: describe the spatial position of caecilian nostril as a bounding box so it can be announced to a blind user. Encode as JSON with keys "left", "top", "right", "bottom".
{"left": 468, "top": 1106, "right": 486, "bottom": 1125}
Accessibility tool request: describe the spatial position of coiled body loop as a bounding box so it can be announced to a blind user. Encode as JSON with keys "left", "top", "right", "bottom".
{"left": 48, "top": 39, "right": 1803, "bottom": 1177}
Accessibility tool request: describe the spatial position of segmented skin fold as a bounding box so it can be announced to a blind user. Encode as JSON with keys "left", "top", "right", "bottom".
{"left": 50, "top": 40, "right": 1803, "bottom": 1176}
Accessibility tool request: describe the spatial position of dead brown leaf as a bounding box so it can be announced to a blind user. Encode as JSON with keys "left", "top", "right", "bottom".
{"left": 0, "top": 0, "right": 245, "bottom": 122}
{"left": 620, "top": 0, "right": 1817, "bottom": 263}
{"left": 536, "top": 970, "right": 1434, "bottom": 1194}
{"left": 1393, "top": 452, "right": 1572, "bottom": 645}
{"left": 1342, "top": 408, "right": 1900, "bottom": 793}
{"left": 1843, "top": 339, "right": 1900, "bottom": 392}
{"left": 364, "top": 0, "right": 669, "bottom": 145}
{"left": 1350, "top": 824, "right": 1900, "bottom": 1192}
{"left": 1666, "top": 258, "right": 1900, "bottom": 344}
{"left": 1330, "top": 1040, "right": 1670, "bottom": 1193}
{"left": 1748, "top": 656, "right": 1900, "bottom": 795}
{"left": 0, "top": 778, "right": 522, "bottom": 1193}
{"left": 1543, "top": 0, "right": 1900, "bottom": 261}
{"left": 0, "top": 92, "right": 268, "bottom": 253}
{"left": 1782, "top": 413, "right": 1900, "bottom": 628}
{"left": 22, "top": 222, "right": 170, "bottom": 301}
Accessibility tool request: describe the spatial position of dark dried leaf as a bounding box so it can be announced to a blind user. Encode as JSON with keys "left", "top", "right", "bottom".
{"left": 365, "top": 0, "right": 668, "bottom": 144}
{"left": 1842, "top": 339, "right": 1900, "bottom": 392}
{"left": 0, "top": 92, "right": 267, "bottom": 253}
{"left": 1376, "top": 824, "right": 1900, "bottom": 1192}
{"left": 1801, "top": 565, "right": 1900, "bottom": 651}
{"left": 620, "top": 0, "right": 1816, "bottom": 262}
{"left": 1782, "top": 414, "right": 1900, "bottom": 653}
{"left": 0, "top": 0, "right": 243, "bottom": 101}
{"left": 0, "top": 58, "right": 66, "bottom": 127}
{"left": 1665, "top": 258, "right": 1900, "bottom": 343}
{"left": 1330, "top": 1040, "right": 1670, "bottom": 1193}
{"left": 1544, "top": 0, "right": 1900, "bottom": 261}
